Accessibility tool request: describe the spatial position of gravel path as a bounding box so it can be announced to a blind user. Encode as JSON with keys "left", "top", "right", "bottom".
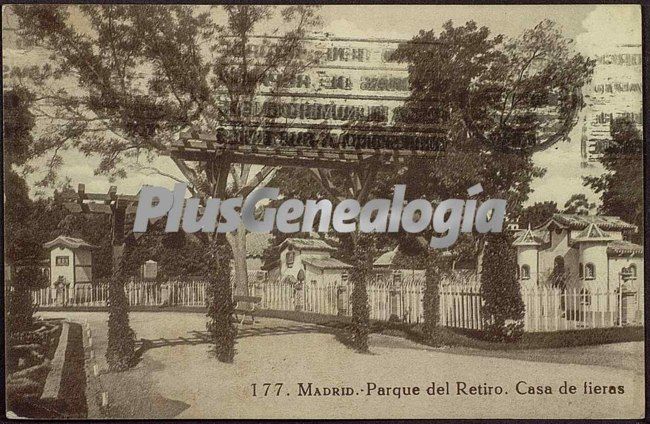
{"left": 39, "top": 311, "right": 645, "bottom": 420}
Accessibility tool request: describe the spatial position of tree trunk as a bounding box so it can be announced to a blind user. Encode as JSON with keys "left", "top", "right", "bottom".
{"left": 226, "top": 222, "right": 249, "bottom": 296}
{"left": 476, "top": 238, "right": 485, "bottom": 275}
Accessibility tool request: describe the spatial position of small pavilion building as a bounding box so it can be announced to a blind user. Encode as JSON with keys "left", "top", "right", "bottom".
{"left": 43, "top": 236, "right": 97, "bottom": 287}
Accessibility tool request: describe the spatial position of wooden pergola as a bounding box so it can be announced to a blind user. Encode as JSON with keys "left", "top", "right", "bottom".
{"left": 57, "top": 123, "right": 445, "bottom": 277}
{"left": 170, "top": 129, "right": 445, "bottom": 203}
{"left": 60, "top": 184, "right": 140, "bottom": 268}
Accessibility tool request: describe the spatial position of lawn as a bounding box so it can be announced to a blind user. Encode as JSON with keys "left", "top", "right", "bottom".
{"left": 253, "top": 308, "right": 644, "bottom": 350}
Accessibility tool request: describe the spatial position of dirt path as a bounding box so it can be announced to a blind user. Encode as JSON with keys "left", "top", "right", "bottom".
{"left": 39, "top": 311, "right": 645, "bottom": 420}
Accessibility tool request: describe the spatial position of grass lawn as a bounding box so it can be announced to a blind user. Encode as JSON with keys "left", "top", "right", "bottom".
{"left": 254, "top": 309, "right": 644, "bottom": 371}
{"left": 254, "top": 308, "right": 643, "bottom": 349}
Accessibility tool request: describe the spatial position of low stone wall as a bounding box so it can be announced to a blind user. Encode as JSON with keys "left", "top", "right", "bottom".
{"left": 40, "top": 321, "right": 70, "bottom": 401}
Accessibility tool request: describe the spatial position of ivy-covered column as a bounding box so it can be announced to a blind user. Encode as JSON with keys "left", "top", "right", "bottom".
{"left": 348, "top": 234, "right": 376, "bottom": 353}
{"left": 422, "top": 254, "right": 442, "bottom": 340}
{"left": 106, "top": 243, "right": 135, "bottom": 371}
{"left": 205, "top": 237, "right": 237, "bottom": 363}
{"left": 481, "top": 233, "right": 525, "bottom": 341}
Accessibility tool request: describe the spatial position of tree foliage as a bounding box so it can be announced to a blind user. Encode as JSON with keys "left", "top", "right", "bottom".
{"left": 3, "top": 87, "right": 35, "bottom": 168}
{"left": 480, "top": 234, "right": 525, "bottom": 341}
{"left": 10, "top": 4, "right": 323, "bottom": 300}
{"left": 518, "top": 200, "right": 558, "bottom": 229}
{"left": 584, "top": 117, "right": 643, "bottom": 242}
{"left": 123, "top": 217, "right": 213, "bottom": 279}
{"left": 563, "top": 193, "right": 595, "bottom": 215}
{"left": 391, "top": 19, "right": 594, "bottom": 216}
{"left": 260, "top": 167, "right": 325, "bottom": 270}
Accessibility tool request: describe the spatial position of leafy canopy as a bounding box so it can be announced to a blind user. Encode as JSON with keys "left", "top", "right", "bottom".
{"left": 10, "top": 5, "right": 322, "bottom": 190}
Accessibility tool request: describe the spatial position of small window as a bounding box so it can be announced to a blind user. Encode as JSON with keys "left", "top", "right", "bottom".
{"left": 585, "top": 263, "right": 595, "bottom": 280}
{"left": 286, "top": 250, "right": 295, "bottom": 268}
{"left": 579, "top": 263, "right": 584, "bottom": 279}
{"left": 55, "top": 256, "right": 69, "bottom": 266}
{"left": 580, "top": 288, "right": 591, "bottom": 306}
{"left": 521, "top": 265, "right": 531, "bottom": 280}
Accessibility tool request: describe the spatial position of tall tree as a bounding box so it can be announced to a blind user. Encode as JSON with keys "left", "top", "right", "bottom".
{"left": 260, "top": 167, "right": 325, "bottom": 271}
{"left": 122, "top": 217, "right": 213, "bottom": 279}
{"left": 3, "top": 87, "right": 38, "bottom": 263}
{"left": 389, "top": 19, "right": 594, "bottom": 267}
{"left": 10, "top": 5, "right": 322, "bottom": 363}
{"left": 563, "top": 193, "right": 595, "bottom": 215}
{"left": 518, "top": 201, "right": 558, "bottom": 229}
{"left": 10, "top": 3, "right": 322, "bottom": 298}
{"left": 584, "top": 117, "right": 643, "bottom": 243}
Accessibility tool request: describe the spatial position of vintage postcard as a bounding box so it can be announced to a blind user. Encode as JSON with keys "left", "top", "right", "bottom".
{"left": 3, "top": 3, "right": 645, "bottom": 420}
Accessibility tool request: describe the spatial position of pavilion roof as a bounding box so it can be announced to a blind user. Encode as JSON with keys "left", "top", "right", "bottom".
{"left": 513, "top": 227, "right": 543, "bottom": 246}
{"left": 607, "top": 240, "right": 644, "bottom": 257}
{"left": 572, "top": 223, "right": 616, "bottom": 243}
{"left": 541, "top": 214, "right": 637, "bottom": 232}
{"left": 43, "top": 235, "right": 98, "bottom": 250}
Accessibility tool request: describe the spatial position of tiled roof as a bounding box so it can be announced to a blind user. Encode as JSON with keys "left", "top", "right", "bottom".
{"left": 547, "top": 214, "right": 637, "bottom": 232}
{"left": 572, "top": 223, "right": 615, "bottom": 243}
{"left": 279, "top": 237, "right": 336, "bottom": 252}
{"left": 43, "top": 235, "right": 97, "bottom": 250}
{"left": 607, "top": 240, "right": 644, "bottom": 257}
{"left": 302, "top": 257, "right": 352, "bottom": 269}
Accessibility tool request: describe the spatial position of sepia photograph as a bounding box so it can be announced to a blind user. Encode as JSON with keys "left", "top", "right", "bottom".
{"left": 2, "top": 3, "right": 645, "bottom": 420}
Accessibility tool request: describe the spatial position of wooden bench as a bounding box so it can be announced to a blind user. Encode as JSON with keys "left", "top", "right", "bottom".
{"left": 233, "top": 295, "right": 262, "bottom": 325}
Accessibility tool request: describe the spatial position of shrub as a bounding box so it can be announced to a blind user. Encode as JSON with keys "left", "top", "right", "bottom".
{"left": 8, "top": 265, "right": 48, "bottom": 334}
{"left": 7, "top": 289, "right": 38, "bottom": 334}
{"left": 13, "top": 265, "right": 49, "bottom": 289}
{"left": 480, "top": 234, "right": 525, "bottom": 342}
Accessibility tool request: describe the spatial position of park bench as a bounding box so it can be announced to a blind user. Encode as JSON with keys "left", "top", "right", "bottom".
{"left": 233, "top": 295, "right": 262, "bottom": 325}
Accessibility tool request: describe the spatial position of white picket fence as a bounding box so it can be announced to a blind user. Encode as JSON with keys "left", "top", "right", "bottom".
{"left": 32, "top": 277, "right": 641, "bottom": 332}
{"left": 521, "top": 286, "right": 641, "bottom": 331}
{"left": 31, "top": 280, "right": 211, "bottom": 308}
{"left": 440, "top": 285, "right": 642, "bottom": 331}
{"left": 440, "top": 284, "right": 484, "bottom": 330}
